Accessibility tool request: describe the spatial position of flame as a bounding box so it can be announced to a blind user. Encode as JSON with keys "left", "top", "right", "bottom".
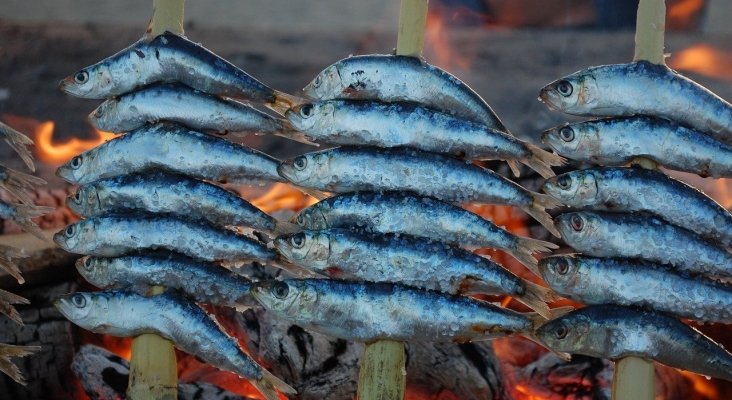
{"left": 679, "top": 371, "right": 719, "bottom": 400}
{"left": 424, "top": 8, "right": 471, "bottom": 71}
{"left": 250, "top": 183, "right": 318, "bottom": 214}
{"left": 668, "top": 44, "right": 732, "bottom": 82}
{"left": 667, "top": 0, "right": 705, "bottom": 31}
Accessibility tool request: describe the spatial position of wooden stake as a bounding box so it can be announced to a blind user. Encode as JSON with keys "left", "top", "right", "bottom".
{"left": 127, "top": 2, "right": 184, "bottom": 399}
{"left": 357, "top": 1, "right": 428, "bottom": 399}
{"left": 613, "top": 1, "right": 665, "bottom": 399}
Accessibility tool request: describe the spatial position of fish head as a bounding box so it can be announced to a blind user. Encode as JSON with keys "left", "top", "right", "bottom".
{"left": 277, "top": 152, "right": 330, "bottom": 186}
{"left": 555, "top": 211, "right": 600, "bottom": 245}
{"left": 59, "top": 63, "right": 115, "bottom": 99}
{"left": 293, "top": 206, "right": 328, "bottom": 230}
{"left": 286, "top": 102, "right": 335, "bottom": 132}
{"left": 303, "top": 64, "right": 342, "bottom": 99}
{"left": 67, "top": 184, "right": 101, "bottom": 216}
{"left": 542, "top": 170, "right": 599, "bottom": 206}
{"left": 535, "top": 311, "right": 592, "bottom": 355}
{"left": 88, "top": 98, "right": 122, "bottom": 132}
{"left": 539, "top": 71, "right": 599, "bottom": 114}
{"left": 56, "top": 150, "right": 99, "bottom": 185}
{"left": 75, "top": 256, "right": 115, "bottom": 289}
{"left": 53, "top": 219, "right": 97, "bottom": 254}
{"left": 251, "top": 279, "right": 320, "bottom": 318}
{"left": 541, "top": 122, "right": 599, "bottom": 159}
{"left": 274, "top": 231, "right": 330, "bottom": 268}
{"left": 54, "top": 292, "right": 111, "bottom": 332}
{"left": 538, "top": 255, "right": 581, "bottom": 293}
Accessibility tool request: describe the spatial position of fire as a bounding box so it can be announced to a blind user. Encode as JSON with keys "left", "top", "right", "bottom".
{"left": 679, "top": 371, "right": 719, "bottom": 400}
{"left": 668, "top": 44, "right": 732, "bottom": 82}
{"left": 249, "top": 183, "right": 318, "bottom": 214}
{"left": 424, "top": 8, "right": 471, "bottom": 71}
{"left": 667, "top": 0, "right": 706, "bottom": 31}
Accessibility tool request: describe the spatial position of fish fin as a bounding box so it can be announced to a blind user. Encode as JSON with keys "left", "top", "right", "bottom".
{"left": 525, "top": 194, "right": 562, "bottom": 237}
{"left": 0, "top": 343, "right": 40, "bottom": 386}
{"left": 521, "top": 332, "right": 573, "bottom": 362}
{"left": 0, "top": 289, "right": 29, "bottom": 325}
{"left": 521, "top": 143, "right": 566, "bottom": 179}
{"left": 273, "top": 220, "right": 302, "bottom": 235}
{"left": 511, "top": 236, "right": 558, "bottom": 276}
{"left": 514, "top": 281, "right": 560, "bottom": 319}
{"left": 0, "top": 167, "right": 46, "bottom": 205}
{"left": 273, "top": 130, "right": 320, "bottom": 147}
{"left": 506, "top": 160, "right": 522, "bottom": 178}
{"left": 271, "top": 258, "right": 321, "bottom": 278}
{"left": 549, "top": 305, "right": 575, "bottom": 319}
{"left": 267, "top": 90, "right": 306, "bottom": 116}
{"left": 525, "top": 311, "right": 548, "bottom": 330}
{"left": 252, "top": 368, "right": 297, "bottom": 400}
{"left": 9, "top": 204, "right": 54, "bottom": 241}
{"left": 0, "top": 245, "right": 27, "bottom": 284}
{"left": 0, "top": 123, "right": 35, "bottom": 172}
{"left": 300, "top": 187, "right": 329, "bottom": 200}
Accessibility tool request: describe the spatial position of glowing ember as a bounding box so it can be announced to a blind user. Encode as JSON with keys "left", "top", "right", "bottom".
{"left": 668, "top": 44, "right": 732, "bottom": 82}
{"left": 679, "top": 371, "right": 719, "bottom": 400}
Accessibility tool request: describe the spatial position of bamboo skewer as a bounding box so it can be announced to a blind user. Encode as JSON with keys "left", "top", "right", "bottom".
{"left": 127, "top": 1, "right": 185, "bottom": 399}
{"left": 612, "top": 1, "right": 666, "bottom": 399}
{"left": 356, "top": 1, "right": 429, "bottom": 399}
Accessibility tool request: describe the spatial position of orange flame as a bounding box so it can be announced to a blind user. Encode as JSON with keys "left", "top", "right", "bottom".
{"left": 679, "top": 371, "right": 719, "bottom": 400}
{"left": 668, "top": 44, "right": 732, "bottom": 82}
{"left": 424, "top": 8, "right": 471, "bottom": 71}
{"left": 249, "top": 183, "right": 318, "bottom": 214}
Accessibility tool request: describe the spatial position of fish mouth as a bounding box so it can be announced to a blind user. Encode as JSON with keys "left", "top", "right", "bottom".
{"left": 537, "top": 88, "right": 560, "bottom": 110}
{"left": 57, "top": 76, "right": 74, "bottom": 94}
{"left": 276, "top": 162, "right": 301, "bottom": 183}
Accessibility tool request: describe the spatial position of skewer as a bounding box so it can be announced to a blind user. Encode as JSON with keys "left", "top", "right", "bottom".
{"left": 356, "top": 2, "right": 429, "bottom": 399}
{"left": 126, "top": 1, "right": 184, "bottom": 399}
{"left": 613, "top": 1, "right": 666, "bottom": 399}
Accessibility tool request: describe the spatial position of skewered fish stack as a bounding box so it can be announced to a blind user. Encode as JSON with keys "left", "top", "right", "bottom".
{"left": 534, "top": 60, "right": 732, "bottom": 380}
{"left": 53, "top": 32, "right": 302, "bottom": 400}
{"left": 255, "top": 54, "right": 565, "bottom": 341}
{"left": 0, "top": 122, "right": 51, "bottom": 385}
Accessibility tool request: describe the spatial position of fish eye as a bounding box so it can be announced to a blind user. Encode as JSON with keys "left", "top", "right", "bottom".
{"left": 272, "top": 281, "right": 290, "bottom": 299}
{"left": 65, "top": 225, "right": 76, "bottom": 237}
{"left": 556, "top": 80, "right": 573, "bottom": 97}
{"left": 71, "top": 294, "right": 87, "bottom": 308}
{"left": 570, "top": 215, "right": 584, "bottom": 231}
{"left": 557, "top": 175, "right": 572, "bottom": 189}
{"left": 93, "top": 107, "right": 104, "bottom": 118}
{"left": 295, "top": 213, "right": 304, "bottom": 224}
{"left": 74, "top": 70, "right": 89, "bottom": 84}
{"left": 293, "top": 156, "right": 307, "bottom": 171}
{"left": 300, "top": 104, "right": 314, "bottom": 118}
{"left": 559, "top": 126, "right": 575, "bottom": 142}
{"left": 70, "top": 156, "right": 83, "bottom": 169}
{"left": 555, "top": 258, "right": 570, "bottom": 275}
{"left": 73, "top": 190, "right": 82, "bottom": 203}
{"left": 290, "top": 233, "right": 305, "bottom": 248}
{"left": 83, "top": 257, "right": 93, "bottom": 270}
{"left": 313, "top": 75, "right": 322, "bottom": 88}
{"left": 555, "top": 323, "right": 569, "bottom": 339}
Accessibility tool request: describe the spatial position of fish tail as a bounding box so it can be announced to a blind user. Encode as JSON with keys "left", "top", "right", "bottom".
{"left": 506, "top": 160, "right": 522, "bottom": 178}
{"left": 267, "top": 90, "right": 306, "bottom": 116}
{"left": 253, "top": 369, "right": 297, "bottom": 400}
{"left": 0, "top": 245, "right": 27, "bottom": 284}
{"left": 1, "top": 167, "right": 46, "bottom": 204}
{"left": 271, "top": 258, "right": 320, "bottom": 278}
{"left": 521, "top": 143, "right": 566, "bottom": 179}
{"left": 525, "top": 193, "right": 562, "bottom": 237}
{"left": 514, "top": 280, "right": 560, "bottom": 319}
{"left": 0, "top": 123, "right": 35, "bottom": 172}
{"left": 0, "top": 344, "right": 39, "bottom": 386}
{"left": 273, "top": 219, "right": 302, "bottom": 235}
{"left": 10, "top": 204, "right": 54, "bottom": 241}
{"left": 300, "top": 187, "right": 329, "bottom": 201}
{"left": 512, "top": 236, "right": 558, "bottom": 276}
{"left": 0, "top": 289, "right": 29, "bottom": 325}
{"left": 272, "top": 119, "right": 320, "bottom": 147}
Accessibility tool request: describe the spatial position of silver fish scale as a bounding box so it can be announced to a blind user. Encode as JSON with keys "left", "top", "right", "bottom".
{"left": 544, "top": 167, "right": 732, "bottom": 246}
{"left": 543, "top": 117, "right": 732, "bottom": 178}
{"left": 56, "top": 124, "right": 283, "bottom": 185}
{"left": 70, "top": 171, "right": 277, "bottom": 233}
{"left": 557, "top": 211, "right": 732, "bottom": 279}
{"left": 536, "top": 305, "right": 732, "bottom": 381}
{"left": 90, "top": 84, "right": 283, "bottom": 134}
{"left": 540, "top": 255, "right": 732, "bottom": 323}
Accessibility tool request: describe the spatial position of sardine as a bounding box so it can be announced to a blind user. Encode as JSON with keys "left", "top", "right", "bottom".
{"left": 55, "top": 291, "right": 296, "bottom": 400}
{"left": 274, "top": 229, "right": 556, "bottom": 317}
{"left": 88, "top": 84, "right": 286, "bottom": 135}
{"left": 0, "top": 121, "right": 35, "bottom": 172}
{"left": 0, "top": 245, "right": 27, "bottom": 284}
{"left": 304, "top": 54, "right": 507, "bottom": 130}
{"left": 294, "top": 192, "right": 557, "bottom": 272}
{"left": 539, "top": 254, "right": 732, "bottom": 324}
{"left": 76, "top": 255, "right": 257, "bottom": 310}
{"left": 543, "top": 167, "right": 732, "bottom": 246}
{"left": 541, "top": 117, "right": 732, "bottom": 178}
{"left": 535, "top": 304, "right": 732, "bottom": 382}
{"left": 556, "top": 211, "right": 732, "bottom": 279}
{"left": 0, "top": 343, "right": 40, "bottom": 386}
{"left": 0, "top": 200, "right": 54, "bottom": 240}
{"left": 278, "top": 147, "right": 561, "bottom": 236}
{"left": 0, "top": 288, "right": 28, "bottom": 325}
{"left": 67, "top": 171, "right": 295, "bottom": 235}
{"left": 0, "top": 164, "right": 46, "bottom": 205}
{"left": 539, "top": 61, "right": 732, "bottom": 146}
{"left": 55, "top": 123, "right": 283, "bottom": 185}
{"left": 58, "top": 32, "right": 277, "bottom": 104}
{"left": 252, "top": 279, "right": 541, "bottom": 343}
{"left": 53, "top": 213, "right": 276, "bottom": 263}
{"left": 286, "top": 100, "right": 563, "bottom": 178}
